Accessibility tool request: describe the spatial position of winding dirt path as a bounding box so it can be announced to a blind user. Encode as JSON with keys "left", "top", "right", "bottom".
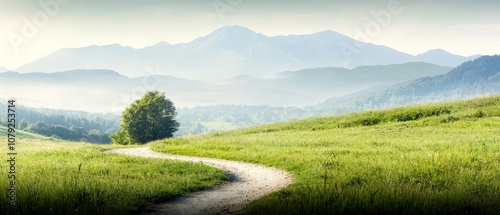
{"left": 107, "top": 148, "right": 293, "bottom": 215}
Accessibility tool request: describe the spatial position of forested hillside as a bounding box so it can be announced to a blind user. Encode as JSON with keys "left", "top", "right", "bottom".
{"left": 322, "top": 55, "right": 500, "bottom": 111}
{"left": 0, "top": 103, "right": 119, "bottom": 143}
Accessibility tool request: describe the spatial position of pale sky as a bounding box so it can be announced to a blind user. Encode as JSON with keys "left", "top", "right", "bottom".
{"left": 1, "top": 0, "right": 499, "bottom": 69}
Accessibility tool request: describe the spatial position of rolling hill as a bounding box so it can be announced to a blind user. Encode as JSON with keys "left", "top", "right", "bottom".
{"left": 14, "top": 26, "right": 477, "bottom": 80}
{"left": 230, "top": 62, "right": 451, "bottom": 98}
{"left": 321, "top": 55, "right": 500, "bottom": 110}
{"left": 0, "top": 70, "right": 312, "bottom": 112}
{"left": 0, "top": 128, "right": 227, "bottom": 215}
{"left": 0, "top": 125, "right": 53, "bottom": 140}
{"left": 415, "top": 49, "right": 480, "bottom": 67}
{"left": 1, "top": 62, "right": 451, "bottom": 112}
{"left": 152, "top": 95, "right": 500, "bottom": 215}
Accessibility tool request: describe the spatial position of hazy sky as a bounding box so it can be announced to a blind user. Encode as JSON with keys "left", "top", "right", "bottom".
{"left": 1, "top": 0, "right": 499, "bottom": 69}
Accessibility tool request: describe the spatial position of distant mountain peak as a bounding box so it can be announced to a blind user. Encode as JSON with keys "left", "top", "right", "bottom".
{"left": 0, "top": 66, "right": 8, "bottom": 72}
{"left": 81, "top": 43, "right": 136, "bottom": 50}
{"left": 428, "top": 48, "right": 450, "bottom": 53}
{"left": 312, "top": 29, "right": 344, "bottom": 36}
{"left": 53, "top": 69, "right": 122, "bottom": 76}
{"left": 206, "top": 25, "right": 262, "bottom": 40}
{"left": 187, "top": 25, "right": 264, "bottom": 51}
{"left": 416, "top": 48, "right": 480, "bottom": 67}
{"left": 418, "top": 49, "right": 454, "bottom": 56}
{"left": 310, "top": 29, "right": 355, "bottom": 41}
{"left": 14, "top": 25, "right": 480, "bottom": 77}
{"left": 152, "top": 41, "right": 170, "bottom": 47}
{"left": 84, "top": 43, "right": 118, "bottom": 48}
{"left": 215, "top": 25, "right": 258, "bottom": 34}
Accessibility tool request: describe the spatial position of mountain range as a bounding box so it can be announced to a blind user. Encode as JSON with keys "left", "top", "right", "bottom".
{"left": 14, "top": 25, "right": 478, "bottom": 80}
{"left": 0, "top": 66, "right": 7, "bottom": 72}
{"left": 0, "top": 62, "right": 451, "bottom": 112}
{"left": 415, "top": 49, "right": 479, "bottom": 67}
{"left": 1, "top": 25, "right": 491, "bottom": 115}
{"left": 0, "top": 70, "right": 312, "bottom": 112}
{"left": 228, "top": 62, "right": 451, "bottom": 99}
{"left": 321, "top": 55, "right": 500, "bottom": 110}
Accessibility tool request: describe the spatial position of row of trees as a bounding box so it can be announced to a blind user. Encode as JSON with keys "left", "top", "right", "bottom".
{"left": 21, "top": 120, "right": 111, "bottom": 143}
{"left": 0, "top": 105, "right": 120, "bottom": 143}
{"left": 175, "top": 121, "right": 213, "bottom": 136}
{"left": 18, "top": 108, "right": 119, "bottom": 134}
{"left": 2, "top": 90, "right": 338, "bottom": 144}
{"left": 177, "top": 104, "right": 334, "bottom": 126}
{"left": 0, "top": 92, "right": 180, "bottom": 144}
{"left": 2, "top": 90, "right": 344, "bottom": 144}
{"left": 1, "top": 92, "right": 182, "bottom": 144}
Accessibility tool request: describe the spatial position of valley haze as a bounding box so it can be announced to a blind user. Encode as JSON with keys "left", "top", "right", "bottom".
{"left": 0, "top": 25, "right": 481, "bottom": 113}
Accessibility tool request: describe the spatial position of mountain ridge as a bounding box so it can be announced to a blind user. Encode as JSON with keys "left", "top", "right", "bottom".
{"left": 322, "top": 55, "right": 500, "bottom": 111}
{"left": 1, "top": 62, "right": 451, "bottom": 112}
{"left": 14, "top": 25, "right": 478, "bottom": 79}
{"left": 416, "top": 49, "right": 480, "bottom": 67}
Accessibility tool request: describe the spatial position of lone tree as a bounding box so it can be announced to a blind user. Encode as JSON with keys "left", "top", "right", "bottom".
{"left": 111, "top": 91, "right": 179, "bottom": 144}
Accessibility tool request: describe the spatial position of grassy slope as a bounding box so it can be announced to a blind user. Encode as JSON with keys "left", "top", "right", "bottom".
{"left": 0, "top": 129, "right": 227, "bottom": 215}
{"left": 152, "top": 95, "right": 500, "bottom": 215}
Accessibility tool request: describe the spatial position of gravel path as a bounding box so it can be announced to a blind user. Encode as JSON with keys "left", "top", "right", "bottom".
{"left": 107, "top": 148, "right": 293, "bottom": 215}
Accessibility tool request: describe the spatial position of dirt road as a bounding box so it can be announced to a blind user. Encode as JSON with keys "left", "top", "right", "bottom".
{"left": 107, "top": 148, "right": 293, "bottom": 215}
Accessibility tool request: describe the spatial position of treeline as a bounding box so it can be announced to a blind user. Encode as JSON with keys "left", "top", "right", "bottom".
{"left": 175, "top": 104, "right": 336, "bottom": 135}
{"left": 325, "top": 55, "right": 500, "bottom": 112}
{"left": 175, "top": 121, "right": 213, "bottom": 136}
{"left": 22, "top": 121, "right": 111, "bottom": 143}
{"left": 1, "top": 102, "right": 338, "bottom": 140}
{"left": 20, "top": 108, "right": 119, "bottom": 134}
{"left": 1, "top": 100, "right": 342, "bottom": 139}
{"left": 0, "top": 104, "right": 119, "bottom": 143}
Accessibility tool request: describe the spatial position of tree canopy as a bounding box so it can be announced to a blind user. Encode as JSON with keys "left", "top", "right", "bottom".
{"left": 111, "top": 91, "right": 179, "bottom": 144}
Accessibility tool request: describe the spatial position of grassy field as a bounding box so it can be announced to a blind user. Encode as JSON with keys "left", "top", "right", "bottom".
{"left": 201, "top": 121, "right": 243, "bottom": 131}
{"left": 152, "top": 95, "right": 500, "bottom": 214}
{"left": 0, "top": 129, "right": 227, "bottom": 215}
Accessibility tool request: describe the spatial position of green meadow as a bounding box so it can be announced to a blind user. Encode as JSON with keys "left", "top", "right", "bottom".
{"left": 0, "top": 129, "right": 227, "bottom": 215}
{"left": 200, "top": 121, "right": 242, "bottom": 131}
{"left": 151, "top": 95, "right": 500, "bottom": 214}
{"left": 2, "top": 95, "right": 500, "bottom": 214}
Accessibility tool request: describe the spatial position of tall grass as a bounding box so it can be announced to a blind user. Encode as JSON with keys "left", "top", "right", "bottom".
{"left": 152, "top": 95, "right": 500, "bottom": 214}
{"left": 0, "top": 137, "right": 227, "bottom": 215}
